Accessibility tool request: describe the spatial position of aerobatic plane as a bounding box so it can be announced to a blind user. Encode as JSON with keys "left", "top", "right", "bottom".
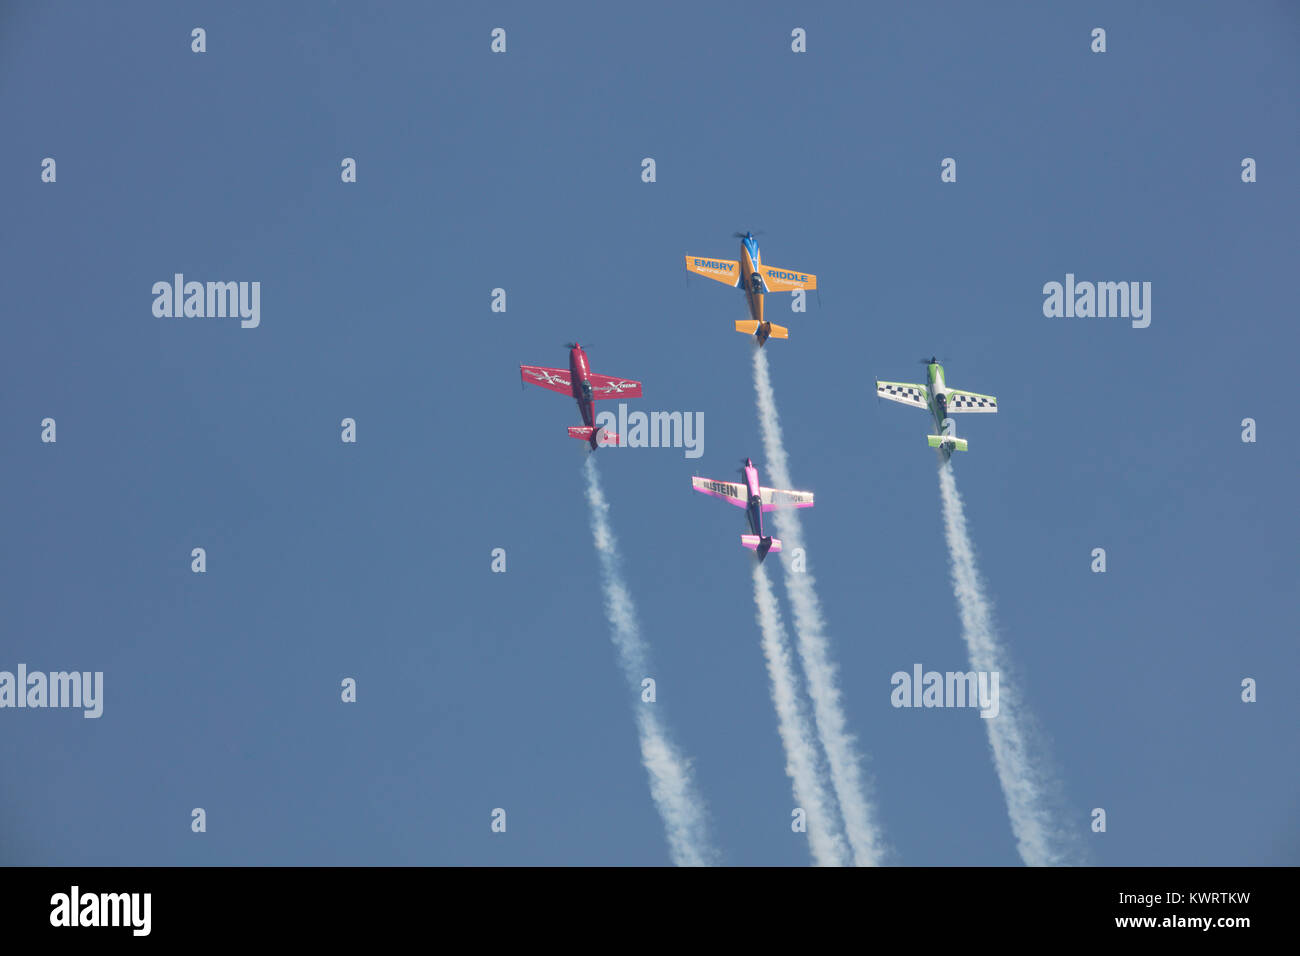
{"left": 875, "top": 357, "right": 998, "bottom": 458}
{"left": 521, "top": 343, "right": 642, "bottom": 448}
{"left": 684, "top": 231, "right": 817, "bottom": 346}
{"left": 691, "top": 457, "right": 814, "bottom": 561}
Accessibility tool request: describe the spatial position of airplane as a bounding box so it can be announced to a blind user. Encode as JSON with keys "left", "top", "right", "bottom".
{"left": 691, "top": 457, "right": 814, "bottom": 561}
{"left": 684, "top": 231, "right": 817, "bottom": 346}
{"left": 521, "top": 343, "right": 642, "bottom": 449}
{"left": 875, "top": 357, "right": 998, "bottom": 458}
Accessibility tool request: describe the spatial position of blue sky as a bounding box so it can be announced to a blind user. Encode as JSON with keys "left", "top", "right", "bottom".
{"left": 2, "top": 1, "right": 1296, "bottom": 865}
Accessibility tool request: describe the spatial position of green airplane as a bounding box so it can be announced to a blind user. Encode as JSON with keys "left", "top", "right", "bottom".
{"left": 875, "top": 357, "right": 998, "bottom": 458}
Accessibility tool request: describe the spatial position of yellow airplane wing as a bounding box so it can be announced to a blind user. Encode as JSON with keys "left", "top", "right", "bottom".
{"left": 685, "top": 256, "right": 742, "bottom": 287}
{"left": 759, "top": 264, "right": 817, "bottom": 292}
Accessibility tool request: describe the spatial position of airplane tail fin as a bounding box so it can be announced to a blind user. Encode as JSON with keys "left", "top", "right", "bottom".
{"left": 736, "top": 320, "right": 788, "bottom": 346}
{"left": 741, "top": 534, "right": 781, "bottom": 560}
{"left": 927, "top": 435, "right": 968, "bottom": 452}
{"left": 569, "top": 426, "right": 619, "bottom": 447}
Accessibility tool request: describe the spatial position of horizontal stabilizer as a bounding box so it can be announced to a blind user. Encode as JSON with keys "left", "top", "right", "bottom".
{"left": 741, "top": 534, "right": 782, "bottom": 553}
{"left": 766, "top": 322, "right": 789, "bottom": 340}
{"left": 734, "top": 319, "right": 760, "bottom": 336}
{"left": 928, "top": 435, "right": 968, "bottom": 452}
{"left": 569, "top": 426, "right": 619, "bottom": 446}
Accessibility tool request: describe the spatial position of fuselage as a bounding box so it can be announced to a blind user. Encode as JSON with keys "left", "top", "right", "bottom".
{"left": 926, "top": 362, "right": 948, "bottom": 433}
{"left": 568, "top": 345, "right": 595, "bottom": 428}
{"left": 925, "top": 362, "right": 958, "bottom": 461}
{"left": 739, "top": 235, "right": 765, "bottom": 327}
{"left": 743, "top": 457, "right": 765, "bottom": 538}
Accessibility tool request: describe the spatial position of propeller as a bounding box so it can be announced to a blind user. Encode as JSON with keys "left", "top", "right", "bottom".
{"left": 918, "top": 355, "right": 943, "bottom": 365}
{"left": 733, "top": 230, "right": 765, "bottom": 239}
{"left": 564, "top": 342, "right": 589, "bottom": 351}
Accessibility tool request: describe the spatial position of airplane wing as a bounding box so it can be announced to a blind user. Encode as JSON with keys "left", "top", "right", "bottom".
{"left": 685, "top": 256, "right": 742, "bottom": 287}
{"left": 587, "top": 372, "right": 643, "bottom": 399}
{"left": 758, "top": 265, "right": 817, "bottom": 292}
{"left": 691, "top": 476, "right": 748, "bottom": 507}
{"left": 759, "top": 486, "right": 814, "bottom": 512}
{"left": 876, "top": 381, "right": 929, "bottom": 409}
{"left": 520, "top": 365, "right": 572, "bottom": 395}
{"left": 947, "top": 389, "right": 998, "bottom": 413}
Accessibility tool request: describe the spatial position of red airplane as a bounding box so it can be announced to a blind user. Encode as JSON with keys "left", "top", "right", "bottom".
{"left": 520, "top": 343, "right": 643, "bottom": 448}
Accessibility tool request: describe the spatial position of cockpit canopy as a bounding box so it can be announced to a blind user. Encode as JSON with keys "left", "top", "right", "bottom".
{"left": 750, "top": 272, "right": 764, "bottom": 293}
{"left": 580, "top": 380, "right": 593, "bottom": 400}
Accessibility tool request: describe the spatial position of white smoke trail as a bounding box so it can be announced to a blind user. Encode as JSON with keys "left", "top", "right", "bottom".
{"left": 937, "top": 460, "right": 1080, "bottom": 866}
{"left": 582, "top": 455, "right": 716, "bottom": 866}
{"left": 751, "top": 562, "right": 851, "bottom": 866}
{"left": 751, "top": 347, "right": 887, "bottom": 866}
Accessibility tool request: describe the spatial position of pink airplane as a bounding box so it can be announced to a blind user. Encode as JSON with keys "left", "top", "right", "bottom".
{"left": 691, "top": 457, "right": 814, "bottom": 561}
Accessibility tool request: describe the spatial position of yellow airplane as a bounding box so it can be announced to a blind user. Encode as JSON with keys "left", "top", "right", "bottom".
{"left": 685, "top": 231, "right": 817, "bottom": 346}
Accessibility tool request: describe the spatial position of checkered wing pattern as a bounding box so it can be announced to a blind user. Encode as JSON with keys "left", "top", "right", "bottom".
{"left": 947, "top": 389, "right": 998, "bottom": 413}
{"left": 876, "top": 381, "right": 929, "bottom": 409}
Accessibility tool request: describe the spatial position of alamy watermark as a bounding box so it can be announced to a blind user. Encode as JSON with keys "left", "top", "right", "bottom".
{"left": 891, "top": 663, "right": 999, "bottom": 718}
{"left": 1042, "top": 273, "right": 1151, "bottom": 328}
{"left": 595, "top": 403, "right": 703, "bottom": 459}
{"left": 50, "top": 886, "right": 150, "bottom": 936}
{"left": 0, "top": 665, "right": 103, "bottom": 718}
{"left": 152, "top": 274, "right": 260, "bottom": 328}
